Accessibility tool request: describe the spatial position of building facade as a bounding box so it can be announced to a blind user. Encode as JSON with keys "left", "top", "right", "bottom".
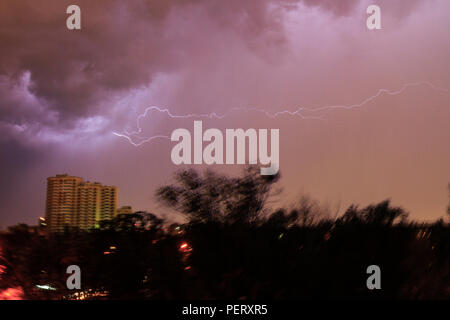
{"left": 45, "top": 174, "right": 117, "bottom": 232}
{"left": 116, "top": 205, "right": 133, "bottom": 215}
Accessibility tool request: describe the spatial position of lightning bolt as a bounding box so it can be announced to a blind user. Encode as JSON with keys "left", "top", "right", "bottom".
{"left": 113, "top": 81, "right": 449, "bottom": 147}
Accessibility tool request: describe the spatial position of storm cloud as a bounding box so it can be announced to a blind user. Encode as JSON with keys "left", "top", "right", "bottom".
{"left": 0, "top": 0, "right": 449, "bottom": 228}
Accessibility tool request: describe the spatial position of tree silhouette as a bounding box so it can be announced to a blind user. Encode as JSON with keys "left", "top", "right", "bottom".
{"left": 447, "top": 182, "right": 450, "bottom": 216}
{"left": 156, "top": 167, "right": 279, "bottom": 224}
{"left": 338, "top": 199, "right": 408, "bottom": 226}
{"left": 1, "top": 169, "right": 449, "bottom": 300}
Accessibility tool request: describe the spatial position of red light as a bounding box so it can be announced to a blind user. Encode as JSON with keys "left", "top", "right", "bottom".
{"left": 0, "top": 287, "right": 24, "bottom": 300}
{"left": 180, "top": 243, "right": 188, "bottom": 249}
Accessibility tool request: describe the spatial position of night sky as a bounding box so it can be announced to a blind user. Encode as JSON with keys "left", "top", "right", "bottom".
{"left": 0, "top": 0, "right": 449, "bottom": 229}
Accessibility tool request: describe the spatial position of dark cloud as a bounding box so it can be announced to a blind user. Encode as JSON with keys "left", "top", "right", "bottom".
{"left": 0, "top": 0, "right": 284, "bottom": 125}
{"left": 0, "top": 0, "right": 446, "bottom": 228}
{"left": 0, "top": 0, "right": 426, "bottom": 133}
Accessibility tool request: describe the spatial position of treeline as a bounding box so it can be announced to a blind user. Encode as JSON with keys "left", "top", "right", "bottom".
{"left": 0, "top": 168, "right": 448, "bottom": 299}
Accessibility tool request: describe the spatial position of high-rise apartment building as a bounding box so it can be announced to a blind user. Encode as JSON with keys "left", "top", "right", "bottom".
{"left": 76, "top": 182, "right": 102, "bottom": 230}
{"left": 101, "top": 186, "right": 117, "bottom": 221}
{"left": 45, "top": 174, "right": 117, "bottom": 232}
{"left": 46, "top": 174, "right": 83, "bottom": 232}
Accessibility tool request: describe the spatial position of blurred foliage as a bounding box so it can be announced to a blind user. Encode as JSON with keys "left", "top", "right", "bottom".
{"left": 0, "top": 168, "right": 448, "bottom": 299}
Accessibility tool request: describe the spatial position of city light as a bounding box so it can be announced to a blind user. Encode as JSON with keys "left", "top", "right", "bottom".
{"left": 36, "top": 284, "right": 57, "bottom": 291}
{"left": 180, "top": 243, "right": 188, "bottom": 249}
{"left": 0, "top": 287, "right": 24, "bottom": 300}
{"left": 179, "top": 242, "right": 193, "bottom": 253}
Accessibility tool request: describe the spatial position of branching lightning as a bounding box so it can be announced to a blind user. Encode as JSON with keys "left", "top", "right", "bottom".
{"left": 112, "top": 81, "right": 449, "bottom": 147}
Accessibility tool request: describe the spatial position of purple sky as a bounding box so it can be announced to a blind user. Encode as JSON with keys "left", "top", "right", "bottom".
{"left": 1, "top": 0, "right": 449, "bottom": 228}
